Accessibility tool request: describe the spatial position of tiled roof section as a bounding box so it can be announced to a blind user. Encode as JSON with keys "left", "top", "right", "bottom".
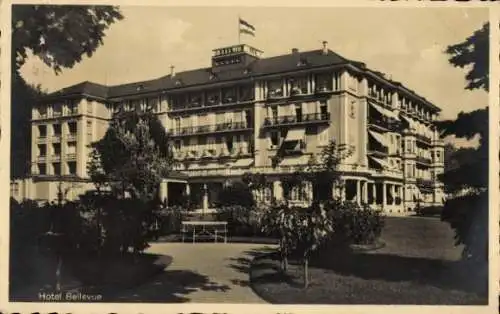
{"left": 107, "top": 49, "right": 351, "bottom": 98}
{"left": 40, "top": 48, "right": 439, "bottom": 111}
{"left": 44, "top": 81, "right": 109, "bottom": 100}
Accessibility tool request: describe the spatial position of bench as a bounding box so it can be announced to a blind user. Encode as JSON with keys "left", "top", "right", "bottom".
{"left": 181, "top": 221, "right": 228, "bottom": 243}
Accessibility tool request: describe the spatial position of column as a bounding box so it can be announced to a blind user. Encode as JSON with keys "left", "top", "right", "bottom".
{"left": 372, "top": 183, "right": 377, "bottom": 205}
{"left": 273, "top": 180, "right": 283, "bottom": 201}
{"left": 363, "top": 181, "right": 368, "bottom": 204}
{"left": 391, "top": 184, "right": 396, "bottom": 205}
{"left": 356, "top": 180, "right": 361, "bottom": 204}
{"left": 382, "top": 183, "right": 387, "bottom": 209}
{"left": 159, "top": 180, "right": 168, "bottom": 206}
{"left": 202, "top": 183, "right": 209, "bottom": 214}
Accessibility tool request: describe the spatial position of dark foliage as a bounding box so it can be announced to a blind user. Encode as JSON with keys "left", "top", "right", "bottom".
{"left": 13, "top": 5, "right": 123, "bottom": 74}
{"left": 445, "top": 23, "right": 489, "bottom": 92}
{"left": 215, "top": 181, "right": 255, "bottom": 208}
{"left": 415, "top": 205, "right": 443, "bottom": 217}
{"left": 441, "top": 192, "right": 488, "bottom": 263}
{"left": 323, "top": 200, "right": 385, "bottom": 248}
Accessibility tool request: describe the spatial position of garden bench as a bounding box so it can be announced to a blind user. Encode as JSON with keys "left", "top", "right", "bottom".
{"left": 181, "top": 221, "right": 228, "bottom": 243}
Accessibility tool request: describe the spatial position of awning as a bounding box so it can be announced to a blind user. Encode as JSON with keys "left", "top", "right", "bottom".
{"left": 401, "top": 115, "right": 416, "bottom": 130}
{"left": 285, "top": 128, "right": 306, "bottom": 141}
{"left": 368, "top": 155, "right": 389, "bottom": 169}
{"left": 280, "top": 155, "right": 311, "bottom": 166}
{"left": 232, "top": 158, "right": 254, "bottom": 168}
{"left": 370, "top": 102, "right": 400, "bottom": 120}
{"left": 368, "top": 130, "right": 388, "bottom": 147}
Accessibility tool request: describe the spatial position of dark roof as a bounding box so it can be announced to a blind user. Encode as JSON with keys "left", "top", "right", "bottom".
{"left": 107, "top": 49, "right": 349, "bottom": 98}
{"left": 43, "top": 81, "right": 108, "bottom": 100}
{"left": 42, "top": 48, "right": 440, "bottom": 111}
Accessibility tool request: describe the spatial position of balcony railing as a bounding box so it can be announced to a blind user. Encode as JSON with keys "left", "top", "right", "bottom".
{"left": 416, "top": 156, "right": 432, "bottom": 165}
{"left": 170, "top": 95, "right": 255, "bottom": 112}
{"left": 67, "top": 133, "right": 77, "bottom": 141}
{"left": 170, "top": 121, "right": 251, "bottom": 136}
{"left": 51, "top": 154, "right": 61, "bottom": 161}
{"left": 416, "top": 178, "right": 434, "bottom": 188}
{"left": 290, "top": 87, "right": 308, "bottom": 97}
{"left": 315, "top": 85, "right": 333, "bottom": 94}
{"left": 368, "top": 147, "right": 389, "bottom": 156}
{"left": 37, "top": 155, "right": 47, "bottom": 162}
{"left": 53, "top": 111, "right": 62, "bottom": 117}
{"left": 368, "top": 117, "right": 400, "bottom": 131}
{"left": 416, "top": 134, "right": 432, "bottom": 145}
{"left": 174, "top": 147, "right": 253, "bottom": 160}
{"left": 66, "top": 153, "right": 77, "bottom": 160}
{"left": 37, "top": 136, "right": 47, "bottom": 143}
{"left": 263, "top": 112, "right": 330, "bottom": 127}
{"left": 267, "top": 89, "right": 284, "bottom": 99}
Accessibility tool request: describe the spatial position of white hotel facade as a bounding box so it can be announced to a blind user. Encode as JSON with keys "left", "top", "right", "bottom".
{"left": 11, "top": 42, "right": 445, "bottom": 214}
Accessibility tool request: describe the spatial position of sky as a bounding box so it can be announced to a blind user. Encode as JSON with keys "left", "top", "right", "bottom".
{"left": 20, "top": 6, "right": 488, "bottom": 144}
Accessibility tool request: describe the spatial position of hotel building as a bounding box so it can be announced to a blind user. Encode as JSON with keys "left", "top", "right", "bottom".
{"left": 11, "top": 42, "right": 445, "bottom": 214}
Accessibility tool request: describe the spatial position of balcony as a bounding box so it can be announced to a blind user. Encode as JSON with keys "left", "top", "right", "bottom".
{"left": 267, "top": 89, "right": 284, "bottom": 100}
{"left": 416, "top": 134, "right": 432, "bottom": 146}
{"left": 37, "top": 136, "right": 47, "bottom": 143}
{"left": 52, "top": 135, "right": 62, "bottom": 142}
{"left": 37, "top": 155, "right": 47, "bottom": 162}
{"left": 51, "top": 154, "right": 61, "bottom": 161}
{"left": 416, "top": 178, "right": 434, "bottom": 188}
{"left": 289, "top": 87, "right": 308, "bottom": 97}
{"left": 175, "top": 146, "right": 252, "bottom": 161}
{"left": 53, "top": 111, "right": 62, "bottom": 118}
{"left": 368, "top": 147, "right": 389, "bottom": 158}
{"left": 66, "top": 153, "right": 77, "bottom": 160}
{"left": 67, "top": 133, "right": 77, "bottom": 141}
{"left": 416, "top": 156, "right": 432, "bottom": 166}
{"left": 263, "top": 112, "right": 330, "bottom": 128}
{"left": 170, "top": 121, "right": 252, "bottom": 137}
{"left": 315, "top": 85, "right": 333, "bottom": 94}
{"left": 368, "top": 117, "right": 400, "bottom": 132}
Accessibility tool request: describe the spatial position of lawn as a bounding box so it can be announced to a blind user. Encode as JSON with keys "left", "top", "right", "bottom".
{"left": 249, "top": 216, "right": 488, "bottom": 305}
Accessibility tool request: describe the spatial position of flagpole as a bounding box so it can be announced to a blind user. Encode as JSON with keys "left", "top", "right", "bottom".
{"left": 238, "top": 15, "right": 241, "bottom": 45}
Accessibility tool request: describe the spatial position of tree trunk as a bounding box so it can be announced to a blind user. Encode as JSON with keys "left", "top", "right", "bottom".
{"left": 303, "top": 257, "right": 309, "bottom": 289}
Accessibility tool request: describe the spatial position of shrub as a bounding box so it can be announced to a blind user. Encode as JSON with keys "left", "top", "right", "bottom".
{"left": 215, "top": 181, "right": 255, "bottom": 208}
{"left": 157, "top": 206, "right": 184, "bottom": 235}
{"left": 416, "top": 205, "right": 443, "bottom": 216}
{"left": 215, "top": 205, "right": 267, "bottom": 237}
{"left": 324, "top": 200, "right": 385, "bottom": 248}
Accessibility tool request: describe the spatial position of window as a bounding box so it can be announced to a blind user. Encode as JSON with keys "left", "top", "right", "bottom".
{"left": 318, "top": 126, "right": 329, "bottom": 146}
{"left": 53, "top": 103, "right": 62, "bottom": 116}
{"left": 67, "top": 142, "right": 76, "bottom": 154}
{"left": 68, "top": 121, "right": 77, "bottom": 134}
{"left": 52, "top": 143, "right": 61, "bottom": 156}
{"left": 174, "top": 118, "right": 181, "bottom": 131}
{"left": 290, "top": 76, "right": 308, "bottom": 95}
{"left": 270, "top": 131, "right": 280, "bottom": 147}
{"left": 225, "top": 136, "right": 234, "bottom": 153}
{"left": 53, "top": 162, "right": 61, "bottom": 176}
{"left": 436, "top": 151, "right": 442, "bottom": 162}
{"left": 68, "top": 100, "right": 78, "bottom": 114}
{"left": 174, "top": 140, "right": 182, "bottom": 152}
{"left": 315, "top": 73, "right": 333, "bottom": 92}
{"left": 222, "top": 87, "right": 237, "bottom": 103}
{"left": 86, "top": 121, "right": 92, "bottom": 136}
{"left": 53, "top": 124, "right": 61, "bottom": 136}
{"left": 238, "top": 85, "right": 254, "bottom": 101}
{"left": 38, "top": 144, "right": 46, "bottom": 156}
{"left": 320, "top": 101, "right": 328, "bottom": 117}
{"left": 38, "top": 106, "right": 48, "bottom": 118}
{"left": 38, "top": 163, "right": 46, "bottom": 175}
{"left": 67, "top": 162, "right": 77, "bottom": 175}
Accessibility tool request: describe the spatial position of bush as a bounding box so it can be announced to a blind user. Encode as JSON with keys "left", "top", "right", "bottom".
{"left": 441, "top": 191, "right": 488, "bottom": 264}
{"left": 215, "top": 181, "right": 255, "bottom": 208}
{"left": 215, "top": 205, "right": 268, "bottom": 237}
{"left": 324, "top": 200, "right": 385, "bottom": 248}
{"left": 157, "top": 206, "right": 184, "bottom": 235}
{"left": 415, "top": 205, "right": 443, "bottom": 216}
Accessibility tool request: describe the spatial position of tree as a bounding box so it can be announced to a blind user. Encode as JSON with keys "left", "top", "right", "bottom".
{"left": 89, "top": 110, "right": 173, "bottom": 202}
{"left": 445, "top": 22, "right": 489, "bottom": 92}
{"left": 438, "top": 22, "right": 489, "bottom": 266}
{"left": 10, "top": 5, "right": 123, "bottom": 178}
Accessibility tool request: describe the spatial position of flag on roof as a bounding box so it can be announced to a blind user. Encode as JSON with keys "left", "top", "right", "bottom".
{"left": 239, "top": 18, "right": 255, "bottom": 36}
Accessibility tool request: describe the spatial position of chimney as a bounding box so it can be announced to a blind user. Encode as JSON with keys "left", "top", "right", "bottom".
{"left": 291, "top": 48, "right": 299, "bottom": 55}
{"left": 170, "top": 65, "right": 176, "bottom": 77}
{"left": 322, "top": 41, "right": 328, "bottom": 55}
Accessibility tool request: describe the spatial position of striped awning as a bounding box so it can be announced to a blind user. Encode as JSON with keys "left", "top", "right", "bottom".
{"left": 368, "top": 130, "right": 389, "bottom": 147}
{"left": 368, "top": 155, "right": 389, "bottom": 169}
{"left": 370, "top": 102, "right": 400, "bottom": 120}
{"left": 285, "top": 128, "right": 306, "bottom": 141}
